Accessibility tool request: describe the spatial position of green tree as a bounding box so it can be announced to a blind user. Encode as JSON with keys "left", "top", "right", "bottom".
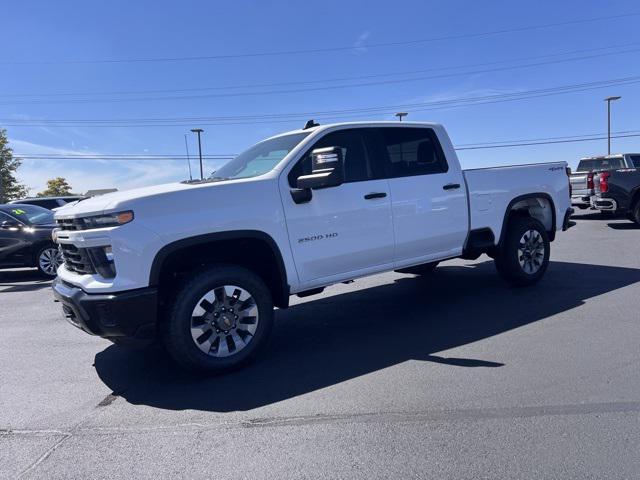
{"left": 38, "top": 177, "right": 73, "bottom": 197}
{"left": 0, "top": 128, "right": 30, "bottom": 203}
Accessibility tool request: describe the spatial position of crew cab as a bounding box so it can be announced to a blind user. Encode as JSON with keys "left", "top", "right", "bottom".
{"left": 570, "top": 154, "right": 639, "bottom": 210}
{"left": 52, "top": 121, "right": 572, "bottom": 372}
{"left": 592, "top": 166, "right": 640, "bottom": 224}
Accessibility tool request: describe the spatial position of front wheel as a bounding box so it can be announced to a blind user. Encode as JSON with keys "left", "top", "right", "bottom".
{"left": 162, "top": 265, "right": 274, "bottom": 373}
{"left": 36, "top": 245, "right": 63, "bottom": 278}
{"left": 494, "top": 216, "right": 550, "bottom": 287}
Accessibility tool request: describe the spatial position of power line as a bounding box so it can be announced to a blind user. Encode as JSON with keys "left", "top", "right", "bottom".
{"left": 3, "top": 42, "right": 639, "bottom": 99}
{"left": 12, "top": 130, "right": 640, "bottom": 159}
{"left": 4, "top": 75, "right": 640, "bottom": 127}
{"left": 2, "top": 12, "right": 638, "bottom": 65}
{"left": 2, "top": 48, "right": 639, "bottom": 106}
{"left": 457, "top": 132, "right": 640, "bottom": 150}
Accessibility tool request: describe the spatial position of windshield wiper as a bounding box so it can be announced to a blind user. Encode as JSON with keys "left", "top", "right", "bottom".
{"left": 181, "top": 176, "right": 229, "bottom": 185}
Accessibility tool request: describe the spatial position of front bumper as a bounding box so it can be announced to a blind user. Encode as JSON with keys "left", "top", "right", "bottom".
{"left": 52, "top": 277, "right": 158, "bottom": 341}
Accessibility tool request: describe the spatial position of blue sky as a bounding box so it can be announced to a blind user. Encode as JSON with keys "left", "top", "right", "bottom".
{"left": 2, "top": 0, "right": 639, "bottom": 194}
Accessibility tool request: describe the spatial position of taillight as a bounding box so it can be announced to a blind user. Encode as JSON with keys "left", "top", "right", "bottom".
{"left": 566, "top": 166, "right": 572, "bottom": 196}
{"left": 587, "top": 172, "right": 594, "bottom": 190}
{"left": 600, "top": 171, "right": 610, "bottom": 193}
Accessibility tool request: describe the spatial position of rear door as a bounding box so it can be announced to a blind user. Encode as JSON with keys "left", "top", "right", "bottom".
{"left": 370, "top": 126, "right": 468, "bottom": 265}
{"left": 281, "top": 128, "right": 395, "bottom": 285}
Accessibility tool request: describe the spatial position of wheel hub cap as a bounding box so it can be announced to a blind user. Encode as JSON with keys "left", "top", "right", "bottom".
{"left": 190, "top": 285, "right": 259, "bottom": 358}
{"left": 517, "top": 229, "right": 545, "bottom": 275}
{"left": 39, "top": 248, "right": 63, "bottom": 276}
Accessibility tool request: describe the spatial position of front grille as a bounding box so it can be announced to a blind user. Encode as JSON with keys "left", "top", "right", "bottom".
{"left": 56, "top": 218, "right": 84, "bottom": 231}
{"left": 59, "top": 244, "right": 96, "bottom": 275}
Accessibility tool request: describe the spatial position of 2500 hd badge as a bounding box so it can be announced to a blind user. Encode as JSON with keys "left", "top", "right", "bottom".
{"left": 298, "top": 232, "right": 338, "bottom": 244}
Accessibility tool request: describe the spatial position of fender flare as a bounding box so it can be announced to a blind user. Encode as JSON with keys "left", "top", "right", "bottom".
{"left": 148, "top": 230, "right": 289, "bottom": 307}
{"left": 498, "top": 193, "right": 557, "bottom": 245}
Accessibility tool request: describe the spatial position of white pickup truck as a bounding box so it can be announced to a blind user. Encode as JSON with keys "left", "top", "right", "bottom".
{"left": 52, "top": 121, "right": 573, "bottom": 372}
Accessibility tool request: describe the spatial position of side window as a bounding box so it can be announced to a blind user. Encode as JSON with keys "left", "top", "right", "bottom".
{"left": 288, "top": 129, "right": 373, "bottom": 187}
{"left": 630, "top": 155, "right": 640, "bottom": 168}
{"left": 25, "top": 199, "right": 58, "bottom": 210}
{"left": 378, "top": 127, "right": 448, "bottom": 178}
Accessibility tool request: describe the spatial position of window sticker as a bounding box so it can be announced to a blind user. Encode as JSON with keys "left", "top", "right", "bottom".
{"left": 11, "top": 209, "right": 26, "bottom": 215}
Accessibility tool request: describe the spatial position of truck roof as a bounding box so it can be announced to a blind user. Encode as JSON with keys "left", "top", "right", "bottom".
{"left": 579, "top": 153, "right": 640, "bottom": 160}
{"left": 265, "top": 121, "right": 443, "bottom": 141}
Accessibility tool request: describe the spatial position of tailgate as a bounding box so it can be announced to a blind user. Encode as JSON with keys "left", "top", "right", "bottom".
{"left": 570, "top": 172, "right": 588, "bottom": 191}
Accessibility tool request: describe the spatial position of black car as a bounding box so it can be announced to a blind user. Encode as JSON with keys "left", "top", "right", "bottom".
{"left": 0, "top": 204, "right": 62, "bottom": 277}
{"left": 8, "top": 196, "right": 84, "bottom": 211}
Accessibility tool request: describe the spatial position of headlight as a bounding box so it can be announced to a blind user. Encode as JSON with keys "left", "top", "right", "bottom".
{"left": 81, "top": 211, "right": 134, "bottom": 229}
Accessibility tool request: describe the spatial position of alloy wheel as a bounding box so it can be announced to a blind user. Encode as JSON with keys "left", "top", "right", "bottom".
{"left": 39, "top": 247, "right": 63, "bottom": 276}
{"left": 190, "top": 285, "right": 259, "bottom": 357}
{"left": 517, "top": 229, "right": 545, "bottom": 274}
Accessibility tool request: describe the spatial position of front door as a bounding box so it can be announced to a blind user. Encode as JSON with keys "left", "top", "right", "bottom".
{"left": 281, "top": 128, "right": 395, "bottom": 286}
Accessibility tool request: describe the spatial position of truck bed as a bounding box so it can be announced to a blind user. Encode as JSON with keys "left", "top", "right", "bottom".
{"left": 462, "top": 162, "right": 569, "bottom": 241}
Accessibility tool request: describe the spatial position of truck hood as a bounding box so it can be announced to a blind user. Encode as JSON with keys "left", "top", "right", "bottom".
{"left": 55, "top": 181, "right": 211, "bottom": 217}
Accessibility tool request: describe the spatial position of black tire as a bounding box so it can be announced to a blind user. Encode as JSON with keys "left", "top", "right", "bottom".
{"left": 35, "top": 244, "right": 62, "bottom": 278}
{"left": 631, "top": 201, "right": 640, "bottom": 225}
{"left": 395, "top": 261, "right": 439, "bottom": 275}
{"left": 162, "top": 264, "right": 274, "bottom": 373}
{"left": 494, "top": 216, "right": 550, "bottom": 287}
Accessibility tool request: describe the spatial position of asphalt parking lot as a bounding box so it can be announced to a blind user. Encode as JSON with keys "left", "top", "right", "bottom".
{"left": 1, "top": 211, "right": 639, "bottom": 479}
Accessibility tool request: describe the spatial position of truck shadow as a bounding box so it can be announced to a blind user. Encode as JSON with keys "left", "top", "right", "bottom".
{"left": 607, "top": 222, "right": 640, "bottom": 230}
{"left": 94, "top": 260, "right": 640, "bottom": 412}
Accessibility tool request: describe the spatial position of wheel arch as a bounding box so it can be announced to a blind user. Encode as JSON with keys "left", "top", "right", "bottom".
{"left": 149, "top": 230, "right": 290, "bottom": 308}
{"left": 498, "top": 193, "right": 557, "bottom": 245}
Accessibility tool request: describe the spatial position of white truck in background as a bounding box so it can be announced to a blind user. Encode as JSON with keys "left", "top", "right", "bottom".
{"left": 52, "top": 121, "right": 573, "bottom": 372}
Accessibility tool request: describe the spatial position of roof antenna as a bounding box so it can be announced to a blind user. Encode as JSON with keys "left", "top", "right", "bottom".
{"left": 395, "top": 112, "right": 408, "bottom": 122}
{"left": 303, "top": 119, "right": 319, "bottom": 130}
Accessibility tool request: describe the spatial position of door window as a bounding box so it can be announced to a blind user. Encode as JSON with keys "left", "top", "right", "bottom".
{"left": 288, "top": 129, "right": 376, "bottom": 187}
{"left": 376, "top": 127, "right": 448, "bottom": 178}
{"left": 630, "top": 155, "right": 640, "bottom": 168}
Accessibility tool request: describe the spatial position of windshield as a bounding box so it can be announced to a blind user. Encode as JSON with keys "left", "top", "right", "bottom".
{"left": 4, "top": 205, "right": 54, "bottom": 225}
{"left": 576, "top": 157, "right": 625, "bottom": 172}
{"left": 211, "top": 132, "right": 310, "bottom": 180}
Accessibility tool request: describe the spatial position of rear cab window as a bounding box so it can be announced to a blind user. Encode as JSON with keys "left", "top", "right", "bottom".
{"left": 576, "top": 157, "right": 626, "bottom": 172}
{"left": 373, "top": 127, "right": 449, "bottom": 178}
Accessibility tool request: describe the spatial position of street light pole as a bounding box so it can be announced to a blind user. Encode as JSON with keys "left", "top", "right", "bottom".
{"left": 604, "top": 96, "right": 621, "bottom": 155}
{"left": 190, "top": 128, "right": 204, "bottom": 180}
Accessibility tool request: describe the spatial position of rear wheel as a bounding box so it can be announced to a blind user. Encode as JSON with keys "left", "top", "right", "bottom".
{"left": 36, "top": 245, "right": 63, "bottom": 278}
{"left": 162, "top": 265, "right": 274, "bottom": 373}
{"left": 631, "top": 201, "right": 640, "bottom": 225}
{"left": 495, "top": 216, "right": 550, "bottom": 287}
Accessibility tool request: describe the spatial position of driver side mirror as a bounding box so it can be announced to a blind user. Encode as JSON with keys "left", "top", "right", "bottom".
{"left": 296, "top": 147, "right": 344, "bottom": 190}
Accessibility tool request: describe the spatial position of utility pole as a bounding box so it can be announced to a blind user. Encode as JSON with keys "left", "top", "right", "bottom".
{"left": 604, "top": 96, "right": 621, "bottom": 155}
{"left": 395, "top": 112, "right": 408, "bottom": 122}
{"left": 183, "top": 134, "right": 193, "bottom": 181}
{"left": 191, "top": 128, "right": 204, "bottom": 180}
